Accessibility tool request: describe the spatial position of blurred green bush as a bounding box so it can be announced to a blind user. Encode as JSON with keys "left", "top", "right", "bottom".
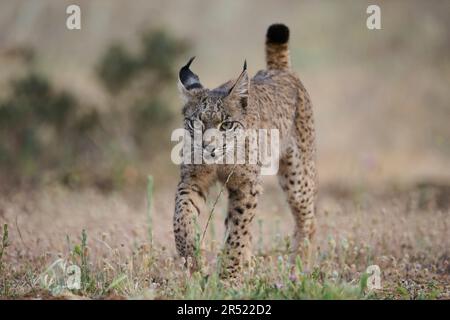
{"left": 96, "top": 28, "right": 188, "bottom": 150}
{"left": 0, "top": 28, "right": 188, "bottom": 189}
{"left": 97, "top": 30, "right": 185, "bottom": 94}
{"left": 0, "top": 73, "right": 99, "bottom": 183}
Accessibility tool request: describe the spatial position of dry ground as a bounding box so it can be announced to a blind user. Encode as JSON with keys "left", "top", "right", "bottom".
{"left": 1, "top": 177, "right": 449, "bottom": 299}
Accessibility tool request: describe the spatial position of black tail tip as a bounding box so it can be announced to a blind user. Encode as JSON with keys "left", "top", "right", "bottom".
{"left": 266, "top": 23, "right": 289, "bottom": 44}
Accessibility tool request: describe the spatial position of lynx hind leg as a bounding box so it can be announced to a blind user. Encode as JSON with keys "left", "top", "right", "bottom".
{"left": 278, "top": 146, "right": 317, "bottom": 266}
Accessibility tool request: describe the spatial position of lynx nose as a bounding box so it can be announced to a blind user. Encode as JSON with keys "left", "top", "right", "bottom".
{"left": 202, "top": 143, "right": 216, "bottom": 158}
{"left": 206, "top": 147, "right": 216, "bottom": 158}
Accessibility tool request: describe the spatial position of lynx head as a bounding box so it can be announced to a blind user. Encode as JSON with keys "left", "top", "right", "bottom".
{"left": 178, "top": 57, "right": 250, "bottom": 161}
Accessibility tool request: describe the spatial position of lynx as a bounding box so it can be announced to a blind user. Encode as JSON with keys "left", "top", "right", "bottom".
{"left": 174, "top": 24, "right": 317, "bottom": 278}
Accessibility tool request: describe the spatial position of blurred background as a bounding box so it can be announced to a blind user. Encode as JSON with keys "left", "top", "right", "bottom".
{"left": 1, "top": 0, "right": 449, "bottom": 191}
{"left": 0, "top": 1, "right": 449, "bottom": 257}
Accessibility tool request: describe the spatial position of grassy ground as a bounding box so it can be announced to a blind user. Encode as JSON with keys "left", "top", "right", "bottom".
{"left": 0, "top": 179, "right": 448, "bottom": 299}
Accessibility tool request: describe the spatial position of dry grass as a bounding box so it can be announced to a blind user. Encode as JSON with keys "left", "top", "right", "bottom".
{"left": 0, "top": 178, "right": 448, "bottom": 299}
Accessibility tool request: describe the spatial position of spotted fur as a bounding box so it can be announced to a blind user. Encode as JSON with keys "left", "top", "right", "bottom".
{"left": 174, "top": 23, "right": 317, "bottom": 279}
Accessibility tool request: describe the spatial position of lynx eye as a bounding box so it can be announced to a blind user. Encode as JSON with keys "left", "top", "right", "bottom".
{"left": 219, "top": 121, "right": 235, "bottom": 131}
{"left": 186, "top": 119, "right": 203, "bottom": 131}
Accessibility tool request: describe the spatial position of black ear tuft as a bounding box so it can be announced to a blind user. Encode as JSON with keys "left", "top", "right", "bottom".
{"left": 266, "top": 23, "right": 290, "bottom": 44}
{"left": 185, "top": 56, "right": 195, "bottom": 68}
{"left": 179, "top": 56, "right": 203, "bottom": 90}
{"left": 227, "top": 61, "right": 249, "bottom": 105}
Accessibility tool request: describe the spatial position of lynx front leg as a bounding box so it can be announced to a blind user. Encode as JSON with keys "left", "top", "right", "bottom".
{"left": 221, "top": 181, "right": 261, "bottom": 279}
{"left": 173, "top": 168, "right": 213, "bottom": 269}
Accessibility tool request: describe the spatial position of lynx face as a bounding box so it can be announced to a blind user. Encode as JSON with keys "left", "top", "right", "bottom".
{"left": 183, "top": 96, "right": 246, "bottom": 161}
{"left": 179, "top": 58, "right": 249, "bottom": 162}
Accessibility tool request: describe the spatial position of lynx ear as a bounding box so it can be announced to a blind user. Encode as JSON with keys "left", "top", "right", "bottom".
{"left": 227, "top": 60, "right": 249, "bottom": 106}
{"left": 178, "top": 57, "right": 203, "bottom": 102}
